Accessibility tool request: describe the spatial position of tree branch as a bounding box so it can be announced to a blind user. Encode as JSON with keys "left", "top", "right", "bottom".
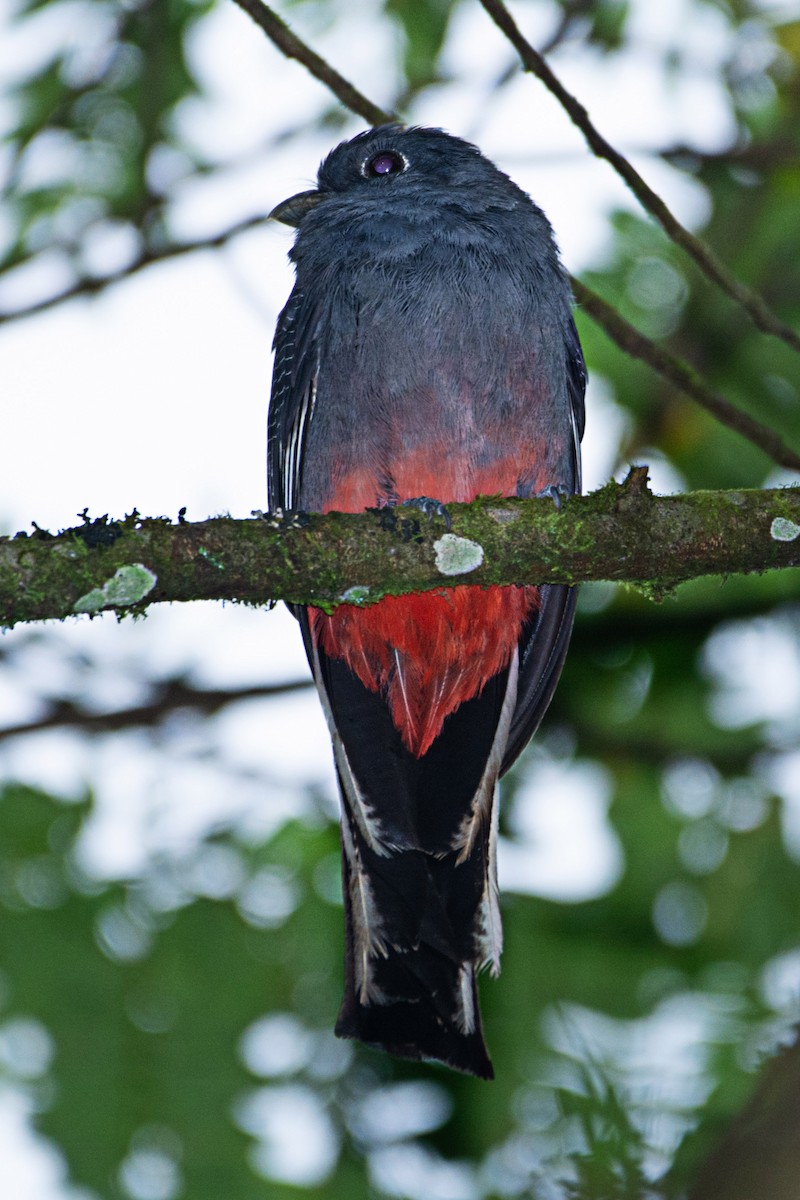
{"left": 0, "top": 677, "right": 311, "bottom": 742}
{"left": 2, "top": 474, "right": 799, "bottom": 629}
{"left": 478, "top": 0, "right": 800, "bottom": 357}
{"left": 229, "top": 0, "right": 397, "bottom": 127}
{"left": 571, "top": 278, "right": 800, "bottom": 471}
{"left": 0, "top": 214, "right": 269, "bottom": 328}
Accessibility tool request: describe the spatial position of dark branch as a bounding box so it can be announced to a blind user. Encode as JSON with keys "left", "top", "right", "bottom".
{"left": 0, "top": 215, "right": 268, "bottom": 327}
{"left": 660, "top": 137, "right": 800, "bottom": 172}
{"left": 689, "top": 1031, "right": 800, "bottom": 1200}
{"left": 0, "top": 677, "right": 311, "bottom": 743}
{"left": 0, "top": 668, "right": 762, "bottom": 775}
{"left": 478, "top": 0, "right": 800, "bottom": 357}
{"left": 2, "top": 476, "right": 800, "bottom": 629}
{"left": 571, "top": 278, "right": 800, "bottom": 472}
{"left": 229, "top": 0, "right": 397, "bottom": 127}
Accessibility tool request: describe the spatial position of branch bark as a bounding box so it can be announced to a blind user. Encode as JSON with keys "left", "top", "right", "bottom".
{"left": 688, "top": 1031, "right": 800, "bottom": 1200}
{"left": 230, "top": 0, "right": 396, "bottom": 126}
{"left": 571, "top": 278, "right": 800, "bottom": 471}
{"left": 0, "top": 214, "right": 269, "bottom": 328}
{"left": 478, "top": 0, "right": 800, "bottom": 357}
{"left": 3, "top": 472, "right": 799, "bottom": 629}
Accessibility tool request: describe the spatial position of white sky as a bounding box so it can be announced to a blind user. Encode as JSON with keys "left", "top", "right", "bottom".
{"left": 0, "top": 0, "right": 797, "bottom": 1194}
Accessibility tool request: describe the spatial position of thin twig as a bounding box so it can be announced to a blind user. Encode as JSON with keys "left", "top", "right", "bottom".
{"left": 571, "top": 277, "right": 800, "bottom": 472}
{"left": 660, "top": 138, "right": 800, "bottom": 172}
{"left": 229, "top": 0, "right": 397, "bottom": 127}
{"left": 0, "top": 215, "right": 268, "bottom": 327}
{"left": 0, "top": 678, "right": 311, "bottom": 743}
{"left": 478, "top": 0, "right": 800, "bottom": 357}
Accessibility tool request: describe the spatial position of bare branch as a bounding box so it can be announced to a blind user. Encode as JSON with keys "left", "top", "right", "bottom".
{"left": 0, "top": 663, "right": 761, "bottom": 772}
{"left": 0, "top": 677, "right": 311, "bottom": 743}
{"left": 229, "top": 0, "right": 397, "bottom": 127}
{"left": 571, "top": 277, "right": 800, "bottom": 472}
{"left": 689, "top": 1031, "right": 800, "bottom": 1200}
{"left": 660, "top": 138, "right": 800, "bottom": 172}
{"left": 478, "top": 0, "right": 800, "bottom": 357}
{"left": 0, "top": 215, "right": 268, "bottom": 327}
{"left": 2, "top": 476, "right": 800, "bottom": 629}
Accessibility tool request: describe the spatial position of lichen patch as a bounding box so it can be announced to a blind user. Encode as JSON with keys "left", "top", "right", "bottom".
{"left": 433, "top": 533, "right": 484, "bottom": 576}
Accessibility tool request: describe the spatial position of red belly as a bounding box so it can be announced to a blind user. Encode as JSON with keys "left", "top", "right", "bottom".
{"left": 311, "top": 585, "right": 539, "bottom": 757}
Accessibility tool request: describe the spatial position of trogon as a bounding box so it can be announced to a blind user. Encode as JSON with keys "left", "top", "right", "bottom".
{"left": 268, "top": 125, "right": 585, "bottom": 1079}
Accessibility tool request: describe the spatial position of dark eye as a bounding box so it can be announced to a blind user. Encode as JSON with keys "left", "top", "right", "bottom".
{"left": 363, "top": 150, "right": 407, "bottom": 177}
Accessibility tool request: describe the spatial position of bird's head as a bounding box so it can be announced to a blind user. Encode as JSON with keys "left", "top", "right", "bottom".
{"left": 269, "top": 125, "right": 526, "bottom": 229}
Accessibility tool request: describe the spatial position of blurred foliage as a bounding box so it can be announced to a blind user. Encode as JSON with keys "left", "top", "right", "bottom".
{"left": 2, "top": 0, "right": 800, "bottom": 1198}
{"left": 2, "top": 628, "right": 800, "bottom": 1199}
{"left": 2, "top": 0, "right": 215, "bottom": 285}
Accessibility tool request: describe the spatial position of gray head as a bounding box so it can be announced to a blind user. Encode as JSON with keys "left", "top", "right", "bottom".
{"left": 270, "top": 126, "right": 522, "bottom": 221}
{"left": 270, "top": 125, "right": 561, "bottom": 277}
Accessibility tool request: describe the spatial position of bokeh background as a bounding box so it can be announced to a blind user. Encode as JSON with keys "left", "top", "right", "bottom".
{"left": 1, "top": 0, "right": 800, "bottom": 1196}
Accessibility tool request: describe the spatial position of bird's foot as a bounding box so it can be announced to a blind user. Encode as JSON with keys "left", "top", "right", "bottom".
{"left": 253, "top": 507, "right": 311, "bottom": 530}
{"left": 397, "top": 496, "right": 453, "bottom": 532}
{"left": 536, "top": 484, "right": 571, "bottom": 512}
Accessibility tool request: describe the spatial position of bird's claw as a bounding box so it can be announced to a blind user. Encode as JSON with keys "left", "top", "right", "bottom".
{"left": 398, "top": 496, "right": 453, "bottom": 532}
{"left": 253, "top": 507, "right": 311, "bottom": 530}
{"left": 537, "top": 484, "right": 570, "bottom": 512}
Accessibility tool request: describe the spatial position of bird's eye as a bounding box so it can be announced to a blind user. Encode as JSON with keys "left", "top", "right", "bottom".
{"left": 363, "top": 150, "right": 407, "bottom": 177}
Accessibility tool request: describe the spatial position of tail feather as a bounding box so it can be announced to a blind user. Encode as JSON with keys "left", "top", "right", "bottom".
{"left": 335, "top": 960, "right": 494, "bottom": 1080}
{"left": 335, "top": 805, "right": 495, "bottom": 1078}
{"left": 324, "top": 655, "right": 519, "bottom": 1079}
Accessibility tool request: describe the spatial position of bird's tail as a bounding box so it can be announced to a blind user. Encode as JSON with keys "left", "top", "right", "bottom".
{"left": 334, "top": 784, "right": 498, "bottom": 1079}
{"left": 304, "top": 616, "right": 519, "bottom": 1079}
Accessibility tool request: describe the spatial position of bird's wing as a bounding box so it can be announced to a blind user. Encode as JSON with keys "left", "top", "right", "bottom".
{"left": 500, "top": 312, "right": 586, "bottom": 775}
{"left": 565, "top": 311, "right": 587, "bottom": 459}
{"left": 268, "top": 286, "right": 321, "bottom": 515}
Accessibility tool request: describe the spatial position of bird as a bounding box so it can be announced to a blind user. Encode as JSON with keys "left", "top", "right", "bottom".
{"left": 268, "top": 125, "right": 585, "bottom": 1079}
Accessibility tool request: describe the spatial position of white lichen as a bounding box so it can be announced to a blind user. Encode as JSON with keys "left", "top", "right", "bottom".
{"left": 340, "top": 585, "right": 372, "bottom": 605}
{"left": 433, "top": 533, "right": 484, "bottom": 576}
{"left": 770, "top": 517, "right": 800, "bottom": 543}
{"left": 74, "top": 564, "right": 157, "bottom": 614}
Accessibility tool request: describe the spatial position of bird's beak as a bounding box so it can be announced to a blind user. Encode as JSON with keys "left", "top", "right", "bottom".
{"left": 268, "top": 189, "right": 324, "bottom": 228}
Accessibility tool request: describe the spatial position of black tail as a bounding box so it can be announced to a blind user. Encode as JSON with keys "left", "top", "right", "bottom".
{"left": 334, "top": 788, "right": 496, "bottom": 1078}
{"left": 304, "top": 633, "right": 519, "bottom": 1079}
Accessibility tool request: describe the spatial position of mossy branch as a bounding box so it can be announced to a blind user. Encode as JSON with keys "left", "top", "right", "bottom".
{"left": 2, "top": 471, "right": 799, "bottom": 629}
